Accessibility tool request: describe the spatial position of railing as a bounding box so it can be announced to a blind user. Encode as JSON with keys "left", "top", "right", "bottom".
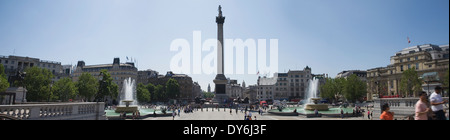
{"left": 375, "top": 97, "right": 449, "bottom": 108}
{"left": 0, "top": 102, "right": 105, "bottom": 120}
{"left": 373, "top": 97, "right": 449, "bottom": 120}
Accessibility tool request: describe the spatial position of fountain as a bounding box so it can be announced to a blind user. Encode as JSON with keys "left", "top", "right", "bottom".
{"left": 268, "top": 77, "right": 355, "bottom": 117}
{"left": 303, "top": 78, "right": 329, "bottom": 111}
{"left": 115, "top": 78, "right": 139, "bottom": 113}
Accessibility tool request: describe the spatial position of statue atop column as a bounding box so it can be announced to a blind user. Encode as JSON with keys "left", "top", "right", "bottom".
{"left": 218, "top": 5, "right": 222, "bottom": 17}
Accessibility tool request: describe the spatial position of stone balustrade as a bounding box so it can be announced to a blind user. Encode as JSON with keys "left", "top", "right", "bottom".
{"left": 372, "top": 97, "right": 449, "bottom": 120}
{"left": 0, "top": 102, "right": 105, "bottom": 120}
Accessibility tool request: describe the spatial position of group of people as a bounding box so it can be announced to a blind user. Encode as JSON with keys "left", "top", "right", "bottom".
{"left": 119, "top": 111, "right": 140, "bottom": 120}
{"left": 244, "top": 112, "right": 257, "bottom": 120}
{"left": 380, "top": 86, "right": 448, "bottom": 120}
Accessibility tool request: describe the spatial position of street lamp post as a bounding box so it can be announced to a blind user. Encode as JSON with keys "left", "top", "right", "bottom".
{"left": 18, "top": 71, "right": 27, "bottom": 103}
{"left": 48, "top": 82, "right": 53, "bottom": 102}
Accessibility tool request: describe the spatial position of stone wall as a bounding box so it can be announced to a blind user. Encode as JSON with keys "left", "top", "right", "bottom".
{"left": 0, "top": 102, "right": 106, "bottom": 120}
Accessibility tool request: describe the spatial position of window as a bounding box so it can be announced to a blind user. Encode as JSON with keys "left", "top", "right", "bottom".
{"left": 429, "top": 65, "right": 432, "bottom": 68}
{"left": 400, "top": 59, "right": 403, "bottom": 63}
{"left": 407, "top": 58, "right": 410, "bottom": 61}
{"left": 408, "top": 64, "right": 411, "bottom": 69}
{"left": 400, "top": 65, "right": 404, "bottom": 71}
{"left": 415, "top": 56, "right": 419, "bottom": 60}
{"left": 416, "top": 63, "right": 419, "bottom": 70}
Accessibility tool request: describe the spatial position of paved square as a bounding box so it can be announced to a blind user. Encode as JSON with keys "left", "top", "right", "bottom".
{"left": 143, "top": 107, "right": 364, "bottom": 120}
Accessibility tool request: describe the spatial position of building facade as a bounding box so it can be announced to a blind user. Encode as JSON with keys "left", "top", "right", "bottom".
{"left": 137, "top": 69, "right": 159, "bottom": 84}
{"left": 192, "top": 82, "right": 202, "bottom": 98}
{"left": 243, "top": 85, "right": 258, "bottom": 103}
{"left": 367, "top": 44, "right": 449, "bottom": 100}
{"left": 257, "top": 75, "right": 276, "bottom": 101}
{"left": 0, "top": 55, "right": 68, "bottom": 85}
{"left": 145, "top": 71, "right": 194, "bottom": 101}
{"left": 73, "top": 58, "right": 138, "bottom": 91}
{"left": 226, "top": 79, "right": 244, "bottom": 99}
{"left": 256, "top": 66, "right": 319, "bottom": 101}
{"left": 336, "top": 70, "right": 367, "bottom": 81}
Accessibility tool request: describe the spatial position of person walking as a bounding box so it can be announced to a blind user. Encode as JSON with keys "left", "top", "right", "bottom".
{"left": 380, "top": 103, "right": 394, "bottom": 120}
{"left": 429, "top": 86, "right": 448, "bottom": 120}
{"left": 172, "top": 111, "right": 175, "bottom": 120}
{"left": 370, "top": 110, "right": 373, "bottom": 120}
{"left": 367, "top": 110, "right": 371, "bottom": 120}
{"left": 415, "top": 91, "right": 431, "bottom": 120}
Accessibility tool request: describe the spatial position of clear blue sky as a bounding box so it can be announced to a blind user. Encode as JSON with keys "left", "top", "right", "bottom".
{"left": 1, "top": 0, "right": 449, "bottom": 91}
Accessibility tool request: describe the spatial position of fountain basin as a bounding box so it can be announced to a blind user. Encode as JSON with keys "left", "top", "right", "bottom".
{"left": 115, "top": 100, "right": 138, "bottom": 113}
{"left": 115, "top": 105, "right": 138, "bottom": 113}
{"left": 304, "top": 104, "right": 329, "bottom": 111}
{"left": 106, "top": 108, "right": 174, "bottom": 118}
{"left": 268, "top": 107, "right": 354, "bottom": 117}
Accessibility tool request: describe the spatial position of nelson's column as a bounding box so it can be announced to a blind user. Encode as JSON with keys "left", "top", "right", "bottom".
{"left": 213, "top": 5, "right": 228, "bottom": 103}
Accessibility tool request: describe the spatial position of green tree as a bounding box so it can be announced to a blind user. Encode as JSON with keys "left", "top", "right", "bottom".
{"left": 203, "top": 92, "right": 215, "bottom": 98}
{"left": 320, "top": 77, "right": 346, "bottom": 102}
{"left": 166, "top": 78, "right": 180, "bottom": 99}
{"left": 399, "top": 67, "right": 422, "bottom": 97}
{"left": 320, "top": 78, "right": 337, "bottom": 102}
{"left": 52, "top": 77, "right": 77, "bottom": 102}
{"left": 343, "top": 74, "right": 367, "bottom": 103}
{"left": 146, "top": 83, "right": 155, "bottom": 101}
{"left": 76, "top": 72, "right": 98, "bottom": 102}
{"left": 97, "top": 70, "right": 119, "bottom": 102}
{"left": 334, "top": 78, "right": 346, "bottom": 100}
{"left": 154, "top": 84, "right": 166, "bottom": 101}
{"left": 137, "top": 83, "right": 151, "bottom": 103}
{"left": 0, "top": 64, "right": 9, "bottom": 92}
{"left": 23, "top": 67, "right": 54, "bottom": 102}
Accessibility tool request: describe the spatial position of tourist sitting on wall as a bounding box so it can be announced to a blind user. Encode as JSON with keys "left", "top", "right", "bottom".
{"left": 379, "top": 103, "right": 394, "bottom": 120}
